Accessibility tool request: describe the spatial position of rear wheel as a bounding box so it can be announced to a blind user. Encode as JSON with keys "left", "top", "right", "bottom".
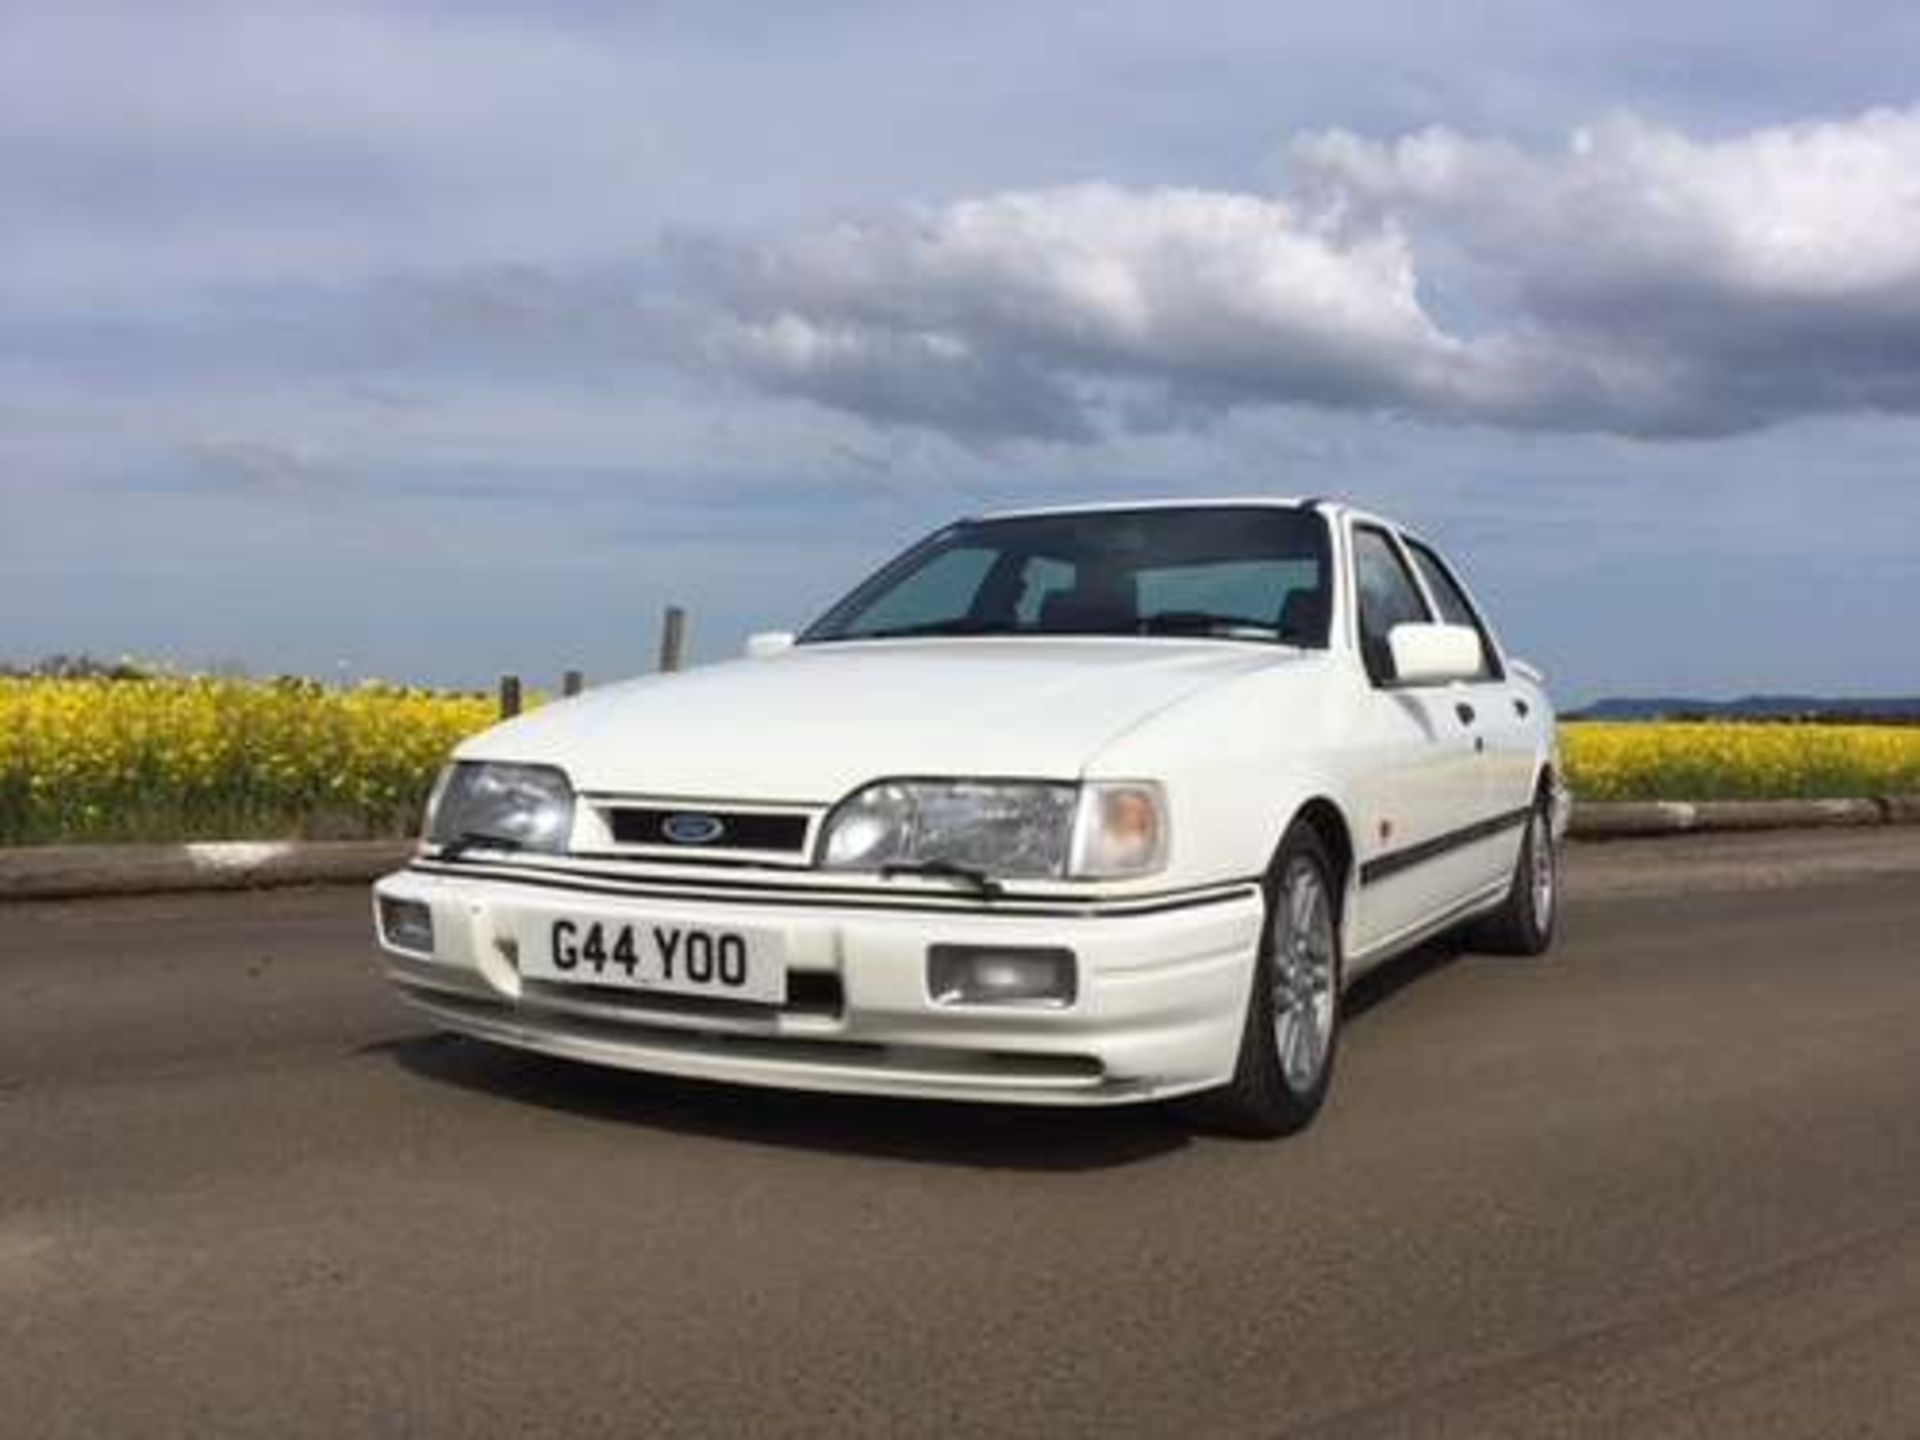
{"left": 1468, "top": 790, "right": 1558, "bottom": 956}
{"left": 1189, "top": 822, "right": 1343, "bottom": 1137}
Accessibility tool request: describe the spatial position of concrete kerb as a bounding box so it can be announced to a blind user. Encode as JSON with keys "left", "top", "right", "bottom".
{"left": 1569, "top": 797, "right": 1894, "bottom": 838}
{"left": 0, "top": 840, "right": 415, "bottom": 902}
{"left": 2, "top": 797, "right": 1917, "bottom": 899}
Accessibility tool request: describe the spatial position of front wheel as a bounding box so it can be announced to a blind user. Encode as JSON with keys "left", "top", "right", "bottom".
{"left": 1189, "top": 822, "right": 1343, "bottom": 1137}
{"left": 1468, "top": 792, "right": 1559, "bottom": 956}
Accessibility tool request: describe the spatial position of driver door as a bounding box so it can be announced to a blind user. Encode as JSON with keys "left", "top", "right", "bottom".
{"left": 1343, "top": 524, "right": 1491, "bottom": 957}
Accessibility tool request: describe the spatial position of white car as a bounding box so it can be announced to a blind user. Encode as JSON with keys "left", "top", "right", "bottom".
{"left": 374, "top": 499, "right": 1566, "bottom": 1134}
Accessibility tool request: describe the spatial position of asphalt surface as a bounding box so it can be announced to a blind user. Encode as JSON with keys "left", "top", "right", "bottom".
{"left": 4, "top": 830, "right": 1919, "bottom": 1438}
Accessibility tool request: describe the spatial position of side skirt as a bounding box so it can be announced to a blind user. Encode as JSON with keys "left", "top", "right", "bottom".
{"left": 1344, "top": 879, "right": 1509, "bottom": 979}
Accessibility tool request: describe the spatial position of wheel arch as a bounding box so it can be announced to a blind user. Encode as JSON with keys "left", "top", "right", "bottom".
{"left": 1533, "top": 753, "right": 1571, "bottom": 839}
{"left": 1289, "top": 796, "right": 1355, "bottom": 923}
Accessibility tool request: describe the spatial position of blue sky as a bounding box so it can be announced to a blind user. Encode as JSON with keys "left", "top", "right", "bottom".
{"left": 6, "top": 1, "right": 1920, "bottom": 702}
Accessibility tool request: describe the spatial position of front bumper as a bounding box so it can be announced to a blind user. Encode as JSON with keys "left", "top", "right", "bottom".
{"left": 371, "top": 862, "right": 1262, "bottom": 1106}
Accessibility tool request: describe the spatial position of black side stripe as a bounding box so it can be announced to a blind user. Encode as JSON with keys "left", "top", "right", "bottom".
{"left": 414, "top": 855, "right": 1264, "bottom": 909}
{"left": 1359, "top": 806, "right": 1533, "bottom": 887}
{"left": 406, "top": 861, "right": 1260, "bottom": 920}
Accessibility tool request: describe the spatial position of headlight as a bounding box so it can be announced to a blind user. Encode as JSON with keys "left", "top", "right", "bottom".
{"left": 426, "top": 761, "right": 575, "bottom": 854}
{"left": 819, "top": 779, "right": 1166, "bottom": 880}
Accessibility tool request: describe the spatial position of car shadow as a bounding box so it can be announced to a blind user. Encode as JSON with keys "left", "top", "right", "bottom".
{"left": 370, "top": 936, "right": 1472, "bottom": 1169}
{"left": 378, "top": 1031, "right": 1193, "bottom": 1172}
{"left": 1343, "top": 936, "right": 1471, "bottom": 1023}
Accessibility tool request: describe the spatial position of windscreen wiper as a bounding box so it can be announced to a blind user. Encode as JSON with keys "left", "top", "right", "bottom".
{"left": 437, "top": 831, "right": 527, "bottom": 863}
{"left": 823, "top": 618, "right": 1025, "bottom": 642}
{"left": 1137, "top": 610, "right": 1289, "bottom": 641}
{"left": 878, "top": 858, "right": 1004, "bottom": 898}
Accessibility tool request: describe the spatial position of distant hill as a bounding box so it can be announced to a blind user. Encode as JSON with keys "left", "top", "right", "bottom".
{"left": 1569, "top": 695, "right": 1920, "bottom": 723}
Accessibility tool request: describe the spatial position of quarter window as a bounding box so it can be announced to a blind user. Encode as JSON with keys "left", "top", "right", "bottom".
{"left": 1352, "top": 526, "right": 1432, "bottom": 685}
{"left": 1405, "top": 540, "right": 1499, "bottom": 680}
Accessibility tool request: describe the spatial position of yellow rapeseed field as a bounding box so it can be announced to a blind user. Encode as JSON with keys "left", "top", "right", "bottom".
{"left": 1561, "top": 721, "right": 1920, "bottom": 802}
{"left": 4, "top": 678, "right": 1919, "bottom": 844}
{"left": 0, "top": 676, "right": 500, "bottom": 845}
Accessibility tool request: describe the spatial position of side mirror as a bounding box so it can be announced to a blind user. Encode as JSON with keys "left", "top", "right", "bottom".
{"left": 744, "top": 630, "right": 796, "bottom": 659}
{"left": 1387, "top": 622, "right": 1483, "bottom": 685}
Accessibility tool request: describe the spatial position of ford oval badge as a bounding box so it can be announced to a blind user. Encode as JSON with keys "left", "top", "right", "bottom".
{"left": 661, "top": 812, "right": 726, "bottom": 846}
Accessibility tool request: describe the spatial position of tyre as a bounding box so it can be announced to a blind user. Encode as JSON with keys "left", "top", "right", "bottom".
{"left": 1189, "top": 820, "right": 1343, "bottom": 1137}
{"left": 1467, "top": 789, "right": 1559, "bottom": 956}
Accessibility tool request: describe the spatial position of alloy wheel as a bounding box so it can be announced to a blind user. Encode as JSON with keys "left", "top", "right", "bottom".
{"left": 1528, "top": 809, "right": 1556, "bottom": 932}
{"left": 1272, "top": 855, "right": 1338, "bottom": 1093}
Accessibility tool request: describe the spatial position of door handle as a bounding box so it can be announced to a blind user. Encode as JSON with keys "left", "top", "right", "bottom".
{"left": 1514, "top": 697, "right": 1531, "bottom": 719}
{"left": 1455, "top": 701, "right": 1476, "bottom": 725}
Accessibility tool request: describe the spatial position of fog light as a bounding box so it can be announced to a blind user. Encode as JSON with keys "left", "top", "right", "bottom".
{"left": 927, "top": 945, "right": 1076, "bottom": 1007}
{"left": 379, "top": 896, "right": 435, "bottom": 955}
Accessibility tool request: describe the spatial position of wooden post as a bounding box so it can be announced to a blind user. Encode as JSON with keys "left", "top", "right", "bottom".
{"left": 657, "top": 605, "right": 687, "bottom": 673}
{"left": 562, "top": 669, "right": 584, "bottom": 697}
{"left": 498, "top": 674, "right": 522, "bottom": 718}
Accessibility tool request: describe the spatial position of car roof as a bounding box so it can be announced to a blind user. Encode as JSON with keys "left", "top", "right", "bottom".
{"left": 965, "top": 497, "right": 1453, "bottom": 563}
{"left": 976, "top": 495, "right": 1337, "bottom": 522}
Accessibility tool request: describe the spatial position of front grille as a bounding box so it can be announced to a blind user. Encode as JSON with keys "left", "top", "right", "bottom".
{"left": 607, "top": 806, "right": 811, "bottom": 853}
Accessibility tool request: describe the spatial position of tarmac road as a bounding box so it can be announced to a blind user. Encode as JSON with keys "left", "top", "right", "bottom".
{"left": 4, "top": 829, "right": 1919, "bottom": 1438}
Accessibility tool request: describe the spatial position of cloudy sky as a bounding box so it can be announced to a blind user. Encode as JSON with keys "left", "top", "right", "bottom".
{"left": 7, "top": 0, "right": 1920, "bottom": 701}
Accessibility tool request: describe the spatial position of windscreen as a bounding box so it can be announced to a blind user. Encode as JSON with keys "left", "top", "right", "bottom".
{"left": 803, "top": 506, "right": 1332, "bottom": 647}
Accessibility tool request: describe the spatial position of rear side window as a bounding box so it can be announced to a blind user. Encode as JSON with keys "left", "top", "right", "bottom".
{"left": 1352, "top": 526, "right": 1432, "bottom": 685}
{"left": 1404, "top": 540, "right": 1500, "bottom": 680}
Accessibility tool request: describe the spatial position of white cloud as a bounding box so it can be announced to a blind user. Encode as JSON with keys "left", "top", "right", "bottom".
{"left": 684, "top": 184, "right": 1530, "bottom": 440}
{"left": 685, "top": 107, "right": 1920, "bottom": 441}
{"left": 1296, "top": 108, "right": 1920, "bottom": 299}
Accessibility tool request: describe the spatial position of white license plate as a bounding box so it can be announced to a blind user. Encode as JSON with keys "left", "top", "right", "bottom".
{"left": 517, "top": 913, "right": 786, "bottom": 1003}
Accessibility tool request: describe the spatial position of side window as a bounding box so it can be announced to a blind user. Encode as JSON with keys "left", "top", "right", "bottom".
{"left": 1352, "top": 526, "right": 1432, "bottom": 685}
{"left": 1405, "top": 540, "right": 1500, "bottom": 680}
